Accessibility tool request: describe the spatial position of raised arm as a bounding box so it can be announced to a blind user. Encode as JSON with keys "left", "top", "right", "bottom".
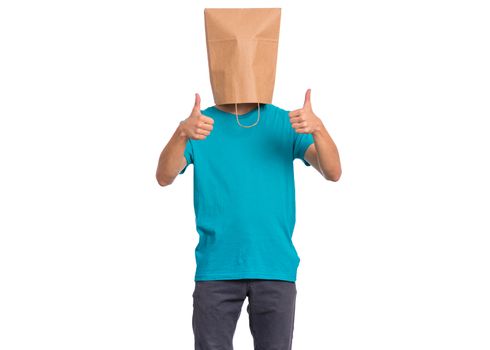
{"left": 155, "top": 93, "right": 214, "bottom": 186}
{"left": 289, "top": 89, "right": 342, "bottom": 182}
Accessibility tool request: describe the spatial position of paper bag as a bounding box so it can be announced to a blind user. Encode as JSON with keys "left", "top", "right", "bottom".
{"left": 204, "top": 8, "right": 281, "bottom": 106}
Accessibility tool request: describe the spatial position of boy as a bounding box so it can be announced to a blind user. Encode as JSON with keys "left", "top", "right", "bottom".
{"left": 155, "top": 8, "right": 341, "bottom": 350}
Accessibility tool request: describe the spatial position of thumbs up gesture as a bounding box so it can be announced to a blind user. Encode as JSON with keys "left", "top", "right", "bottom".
{"left": 179, "top": 93, "right": 214, "bottom": 140}
{"left": 288, "top": 89, "right": 322, "bottom": 134}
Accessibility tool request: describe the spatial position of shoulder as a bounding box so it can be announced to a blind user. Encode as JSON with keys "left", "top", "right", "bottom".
{"left": 265, "top": 104, "right": 294, "bottom": 138}
{"left": 266, "top": 104, "right": 287, "bottom": 113}
{"left": 201, "top": 106, "right": 216, "bottom": 115}
{"left": 265, "top": 104, "right": 290, "bottom": 118}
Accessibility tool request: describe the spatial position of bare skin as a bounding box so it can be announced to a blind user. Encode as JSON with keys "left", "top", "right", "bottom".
{"left": 214, "top": 103, "right": 260, "bottom": 115}
{"left": 155, "top": 93, "right": 213, "bottom": 186}
{"left": 289, "top": 89, "right": 342, "bottom": 181}
{"left": 155, "top": 90, "right": 341, "bottom": 186}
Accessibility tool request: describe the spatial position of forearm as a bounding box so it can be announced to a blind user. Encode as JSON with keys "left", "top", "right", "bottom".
{"left": 156, "top": 123, "right": 188, "bottom": 186}
{"left": 312, "top": 121, "right": 342, "bottom": 181}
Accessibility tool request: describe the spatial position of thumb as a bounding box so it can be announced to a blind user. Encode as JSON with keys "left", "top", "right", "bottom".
{"left": 193, "top": 93, "right": 201, "bottom": 112}
{"left": 303, "top": 88, "right": 311, "bottom": 108}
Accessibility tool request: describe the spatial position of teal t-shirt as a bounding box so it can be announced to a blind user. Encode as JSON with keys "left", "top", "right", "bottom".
{"left": 179, "top": 104, "right": 314, "bottom": 282}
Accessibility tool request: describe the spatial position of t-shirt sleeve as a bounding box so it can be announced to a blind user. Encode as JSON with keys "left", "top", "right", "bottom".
{"left": 293, "top": 131, "right": 315, "bottom": 166}
{"left": 179, "top": 138, "right": 194, "bottom": 175}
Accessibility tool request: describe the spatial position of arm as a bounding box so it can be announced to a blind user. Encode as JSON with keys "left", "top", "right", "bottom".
{"left": 155, "top": 93, "right": 214, "bottom": 186}
{"left": 155, "top": 125, "right": 190, "bottom": 186}
{"left": 304, "top": 125, "right": 342, "bottom": 181}
{"left": 289, "top": 89, "right": 342, "bottom": 182}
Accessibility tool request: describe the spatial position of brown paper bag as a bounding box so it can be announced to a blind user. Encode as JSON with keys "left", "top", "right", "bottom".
{"left": 204, "top": 8, "right": 281, "bottom": 106}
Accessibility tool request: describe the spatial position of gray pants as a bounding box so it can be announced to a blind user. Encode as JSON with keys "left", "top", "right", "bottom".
{"left": 192, "top": 279, "right": 297, "bottom": 350}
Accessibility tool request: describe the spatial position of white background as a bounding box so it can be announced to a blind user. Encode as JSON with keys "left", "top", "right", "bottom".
{"left": 1, "top": 0, "right": 489, "bottom": 349}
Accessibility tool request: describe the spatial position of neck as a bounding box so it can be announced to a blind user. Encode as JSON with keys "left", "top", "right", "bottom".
{"left": 215, "top": 103, "right": 260, "bottom": 115}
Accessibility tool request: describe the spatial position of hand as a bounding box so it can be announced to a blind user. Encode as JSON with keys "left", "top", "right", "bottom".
{"left": 288, "top": 89, "right": 323, "bottom": 134}
{"left": 179, "top": 93, "right": 214, "bottom": 140}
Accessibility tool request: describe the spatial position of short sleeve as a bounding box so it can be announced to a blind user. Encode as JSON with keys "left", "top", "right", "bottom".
{"left": 179, "top": 138, "right": 194, "bottom": 175}
{"left": 293, "top": 132, "right": 315, "bottom": 166}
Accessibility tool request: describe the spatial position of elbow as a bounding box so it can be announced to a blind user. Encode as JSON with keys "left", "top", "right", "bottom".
{"left": 156, "top": 173, "right": 175, "bottom": 187}
{"left": 157, "top": 179, "right": 172, "bottom": 187}
{"left": 326, "top": 169, "right": 342, "bottom": 182}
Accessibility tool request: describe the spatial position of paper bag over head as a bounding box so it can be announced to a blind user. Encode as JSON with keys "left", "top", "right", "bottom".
{"left": 204, "top": 8, "right": 282, "bottom": 106}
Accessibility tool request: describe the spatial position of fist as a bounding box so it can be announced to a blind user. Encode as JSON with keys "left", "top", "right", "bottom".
{"left": 179, "top": 93, "right": 214, "bottom": 140}
{"left": 288, "top": 89, "right": 322, "bottom": 134}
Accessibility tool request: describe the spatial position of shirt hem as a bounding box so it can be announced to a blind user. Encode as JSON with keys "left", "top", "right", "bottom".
{"left": 195, "top": 271, "right": 297, "bottom": 282}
